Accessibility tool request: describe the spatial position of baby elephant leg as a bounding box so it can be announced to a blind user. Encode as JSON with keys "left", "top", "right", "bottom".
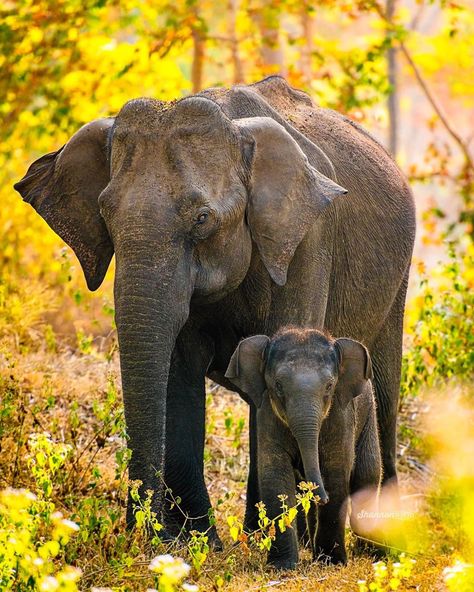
{"left": 314, "top": 489, "right": 349, "bottom": 564}
{"left": 260, "top": 456, "right": 299, "bottom": 569}
{"left": 314, "top": 406, "right": 354, "bottom": 565}
{"left": 350, "top": 405, "right": 382, "bottom": 540}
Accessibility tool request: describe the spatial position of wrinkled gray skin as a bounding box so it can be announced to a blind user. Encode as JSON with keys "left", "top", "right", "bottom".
{"left": 14, "top": 77, "right": 415, "bottom": 546}
{"left": 225, "top": 328, "right": 382, "bottom": 568}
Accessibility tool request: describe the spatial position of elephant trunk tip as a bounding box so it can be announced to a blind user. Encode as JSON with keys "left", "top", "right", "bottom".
{"left": 317, "top": 490, "right": 329, "bottom": 505}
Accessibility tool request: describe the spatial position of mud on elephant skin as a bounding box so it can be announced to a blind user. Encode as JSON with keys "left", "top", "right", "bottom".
{"left": 225, "top": 327, "right": 382, "bottom": 569}
{"left": 14, "top": 76, "right": 415, "bottom": 544}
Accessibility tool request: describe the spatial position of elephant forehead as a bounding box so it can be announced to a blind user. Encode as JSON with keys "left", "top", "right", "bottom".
{"left": 276, "top": 353, "right": 335, "bottom": 374}
{"left": 112, "top": 99, "right": 241, "bottom": 185}
{"left": 268, "top": 332, "right": 336, "bottom": 366}
{"left": 162, "top": 129, "right": 238, "bottom": 177}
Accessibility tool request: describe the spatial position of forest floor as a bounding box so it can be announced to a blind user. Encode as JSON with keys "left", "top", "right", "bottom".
{"left": 0, "top": 344, "right": 466, "bottom": 591}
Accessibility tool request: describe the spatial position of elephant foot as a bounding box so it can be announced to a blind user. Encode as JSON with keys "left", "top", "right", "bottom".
{"left": 353, "top": 535, "right": 388, "bottom": 559}
{"left": 314, "top": 545, "right": 347, "bottom": 566}
{"left": 156, "top": 526, "right": 178, "bottom": 544}
{"left": 267, "top": 556, "right": 298, "bottom": 571}
{"left": 267, "top": 546, "right": 299, "bottom": 571}
{"left": 207, "top": 527, "right": 223, "bottom": 552}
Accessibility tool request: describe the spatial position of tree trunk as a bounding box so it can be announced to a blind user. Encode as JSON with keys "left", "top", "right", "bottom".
{"left": 300, "top": 1, "right": 314, "bottom": 86}
{"left": 191, "top": 8, "right": 205, "bottom": 92}
{"left": 228, "top": 0, "right": 244, "bottom": 83}
{"left": 387, "top": 0, "right": 399, "bottom": 159}
{"left": 251, "top": 2, "right": 285, "bottom": 77}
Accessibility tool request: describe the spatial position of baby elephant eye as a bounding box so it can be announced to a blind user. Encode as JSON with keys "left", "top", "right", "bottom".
{"left": 195, "top": 211, "right": 209, "bottom": 225}
{"left": 325, "top": 380, "right": 334, "bottom": 393}
{"left": 275, "top": 380, "right": 283, "bottom": 395}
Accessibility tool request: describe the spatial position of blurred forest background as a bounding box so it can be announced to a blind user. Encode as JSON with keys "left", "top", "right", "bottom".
{"left": 1, "top": 0, "right": 473, "bottom": 312}
{"left": 0, "top": 1, "right": 473, "bottom": 591}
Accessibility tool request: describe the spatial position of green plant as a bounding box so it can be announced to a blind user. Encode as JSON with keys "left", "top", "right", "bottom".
{"left": 129, "top": 484, "right": 164, "bottom": 546}
{"left": 0, "top": 488, "right": 81, "bottom": 591}
{"left": 224, "top": 410, "right": 245, "bottom": 449}
{"left": 188, "top": 530, "right": 210, "bottom": 574}
{"left": 227, "top": 482, "right": 317, "bottom": 555}
{"left": 402, "top": 242, "right": 474, "bottom": 399}
{"left": 27, "top": 432, "right": 72, "bottom": 499}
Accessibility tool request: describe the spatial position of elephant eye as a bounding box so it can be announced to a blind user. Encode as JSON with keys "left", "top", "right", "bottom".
{"left": 275, "top": 381, "right": 283, "bottom": 396}
{"left": 195, "top": 211, "right": 209, "bottom": 225}
{"left": 190, "top": 208, "right": 219, "bottom": 241}
{"left": 325, "top": 380, "right": 334, "bottom": 394}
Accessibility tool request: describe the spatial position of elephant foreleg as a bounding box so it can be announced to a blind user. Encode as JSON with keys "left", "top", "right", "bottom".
{"left": 314, "top": 473, "right": 350, "bottom": 565}
{"left": 316, "top": 410, "right": 353, "bottom": 565}
{"left": 260, "top": 461, "right": 299, "bottom": 569}
{"left": 164, "top": 327, "right": 219, "bottom": 544}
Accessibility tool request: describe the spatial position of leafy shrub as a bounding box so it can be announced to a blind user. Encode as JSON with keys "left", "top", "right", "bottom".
{"left": 402, "top": 242, "right": 474, "bottom": 399}
{"left": 0, "top": 278, "right": 57, "bottom": 350}
{"left": 0, "top": 488, "right": 81, "bottom": 591}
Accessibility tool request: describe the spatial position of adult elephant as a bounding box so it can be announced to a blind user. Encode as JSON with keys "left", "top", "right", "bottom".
{"left": 15, "top": 77, "right": 415, "bottom": 544}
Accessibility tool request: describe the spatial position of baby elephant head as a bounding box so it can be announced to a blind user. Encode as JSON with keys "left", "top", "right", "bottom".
{"left": 225, "top": 328, "right": 373, "bottom": 505}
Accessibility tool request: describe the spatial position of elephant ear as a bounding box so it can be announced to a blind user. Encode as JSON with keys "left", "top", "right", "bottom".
{"left": 14, "top": 118, "right": 115, "bottom": 291}
{"left": 334, "top": 338, "right": 373, "bottom": 403}
{"left": 234, "top": 117, "right": 347, "bottom": 286}
{"left": 225, "top": 335, "right": 270, "bottom": 408}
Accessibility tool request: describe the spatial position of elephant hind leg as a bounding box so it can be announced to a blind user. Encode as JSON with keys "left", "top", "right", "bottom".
{"left": 370, "top": 270, "right": 409, "bottom": 504}
{"left": 350, "top": 403, "right": 382, "bottom": 539}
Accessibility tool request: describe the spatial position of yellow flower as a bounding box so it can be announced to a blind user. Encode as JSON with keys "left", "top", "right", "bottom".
{"left": 39, "top": 576, "right": 59, "bottom": 592}
{"left": 52, "top": 513, "right": 80, "bottom": 543}
{"left": 149, "top": 554, "right": 191, "bottom": 585}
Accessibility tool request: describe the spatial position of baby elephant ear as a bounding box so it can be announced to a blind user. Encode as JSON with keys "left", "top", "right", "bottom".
{"left": 335, "top": 338, "right": 373, "bottom": 402}
{"left": 225, "top": 335, "right": 270, "bottom": 408}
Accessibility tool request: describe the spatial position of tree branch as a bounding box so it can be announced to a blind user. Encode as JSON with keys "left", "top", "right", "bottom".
{"left": 373, "top": 2, "right": 473, "bottom": 170}
{"left": 398, "top": 41, "right": 473, "bottom": 169}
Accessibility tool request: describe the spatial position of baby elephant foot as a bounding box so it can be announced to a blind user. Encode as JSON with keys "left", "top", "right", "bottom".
{"left": 314, "top": 544, "right": 347, "bottom": 566}
{"left": 207, "top": 527, "right": 223, "bottom": 552}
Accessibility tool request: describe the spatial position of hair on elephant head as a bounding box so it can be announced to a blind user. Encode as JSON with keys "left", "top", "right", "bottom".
{"left": 225, "top": 327, "right": 373, "bottom": 506}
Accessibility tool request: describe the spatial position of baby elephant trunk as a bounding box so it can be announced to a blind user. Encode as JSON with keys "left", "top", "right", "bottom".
{"left": 294, "top": 430, "right": 329, "bottom": 506}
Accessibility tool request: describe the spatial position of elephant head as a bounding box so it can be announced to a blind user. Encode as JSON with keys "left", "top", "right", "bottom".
{"left": 225, "top": 328, "right": 373, "bottom": 505}
{"left": 14, "top": 96, "right": 347, "bottom": 512}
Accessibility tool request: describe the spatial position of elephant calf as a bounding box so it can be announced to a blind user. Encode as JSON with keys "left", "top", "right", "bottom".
{"left": 225, "top": 327, "right": 382, "bottom": 569}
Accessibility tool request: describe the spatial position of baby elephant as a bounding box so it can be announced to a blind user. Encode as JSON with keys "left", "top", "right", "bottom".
{"left": 225, "top": 327, "right": 382, "bottom": 569}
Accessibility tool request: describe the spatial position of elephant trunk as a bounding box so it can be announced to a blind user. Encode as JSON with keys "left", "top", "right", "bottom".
{"left": 291, "top": 420, "right": 329, "bottom": 505}
{"left": 113, "top": 232, "right": 193, "bottom": 526}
